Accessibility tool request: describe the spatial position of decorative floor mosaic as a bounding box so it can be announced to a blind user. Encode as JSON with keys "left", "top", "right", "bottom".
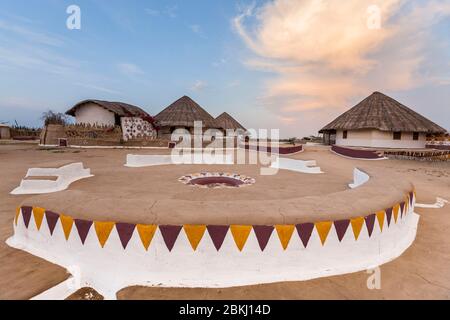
{"left": 178, "top": 172, "right": 256, "bottom": 189}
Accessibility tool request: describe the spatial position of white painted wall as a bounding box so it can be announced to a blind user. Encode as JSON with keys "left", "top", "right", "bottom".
{"left": 7, "top": 200, "right": 419, "bottom": 299}
{"left": 74, "top": 103, "right": 116, "bottom": 126}
{"left": 336, "top": 129, "right": 427, "bottom": 149}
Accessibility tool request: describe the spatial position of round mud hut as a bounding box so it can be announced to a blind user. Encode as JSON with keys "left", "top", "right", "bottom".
{"left": 215, "top": 112, "right": 247, "bottom": 137}
{"left": 154, "top": 96, "right": 220, "bottom": 139}
{"left": 319, "top": 91, "right": 447, "bottom": 149}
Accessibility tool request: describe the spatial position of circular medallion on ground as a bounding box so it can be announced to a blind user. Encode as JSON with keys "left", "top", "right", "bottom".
{"left": 179, "top": 172, "right": 255, "bottom": 189}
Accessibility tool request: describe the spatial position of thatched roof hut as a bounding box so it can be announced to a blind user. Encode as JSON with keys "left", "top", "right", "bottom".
{"left": 155, "top": 96, "right": 218, "bottom": 130}
{"left": 319, "top": 92, "right": 446, "bottom": 149}
{"left": 215, "top": 112, "right": 246, "bottom": 131}
{"left": 320, "top": 92, "right": 446, "bottom": 134}
{"left": 67, "top": 100, "right": 150, "bottom": 118}
{"left": 66, "top": 100, "right": 153, "bottom": 127}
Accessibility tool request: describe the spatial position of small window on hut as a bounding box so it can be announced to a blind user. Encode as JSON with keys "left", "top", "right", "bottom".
{"left": 413, "top": 132, "right": 419, "bottom": 141}
{"left": 393, "top": 132, "right": 402, "bottom": 140}
{"left": 343, "top": 131, "right": 348, "bottom": 139}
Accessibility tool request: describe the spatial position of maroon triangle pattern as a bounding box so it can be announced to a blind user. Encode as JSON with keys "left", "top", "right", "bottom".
{"left": 159, "top": 225, "right": 182, "bottom": 251}
{"left": 21, "top": 206, "right": 32, "bottom": 228}
{"left": 365, "top": 214, "right": 376, "bottom": 237}
{"left": 116, "top": 223, "right": 136, "bottom": 249}
{"left": 45, "top": 210, "right": 59, "bottom": 235}
{"left": 15, "top": 190, "right": 414, "bottom": 251}
{"left": 334, "top": 219, "right": 350, "bottom": 242}
{"left": 296, "top": 223, "right": 315, "bottom": 248}
{"left": 385, "top": 208, "right": 393, "bottom": 227}
{"left": 74, "top": 219, "right": 93, "bottom": 244}
{"left": 253, "top": 225, "right": 274, "bottom": 251}
{"left": 207, "top": 225, "right": 229, "bottom": 251}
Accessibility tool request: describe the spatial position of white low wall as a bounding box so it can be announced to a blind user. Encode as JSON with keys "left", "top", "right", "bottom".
{"left": 270, "top": 158, "right": 322, "bottom": 174}
{"left": 349, "top": 168, "right": 370, "bottom": 189}
{"left": 336, "top": 130, "right": 427, "bottom": 149}
{"left": 125, "top": 153, "right": 234, "bottom": 167}
{"left": 11, "top": 163, "right": 93, "bottom": 195}
{"left": 7, "top": 192, "right": 418, "bottom": 299}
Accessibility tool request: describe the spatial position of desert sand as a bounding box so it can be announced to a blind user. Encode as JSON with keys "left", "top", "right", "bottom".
{"left": 0, "top": 143, "right": 449, "bottom": 299}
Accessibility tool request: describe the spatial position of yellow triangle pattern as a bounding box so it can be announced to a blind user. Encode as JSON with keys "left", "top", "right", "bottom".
{"left": 230, "top": 225, "right": 252, "bottom": 251}
{"left": 393, "top": 204, "right": 400, "bottom": 223}
{"left": 60, "top": 214, "right": 74, "bottom": 241}
{"left": 15, "top": 207, "right": 21, "bottom": 226}
{"left": 376, "top": 211, "right": 385, "bottom": 232}
{"left": 94, "top": 221, "right": 115, "bottom": 248}
{"left": 404, "top": 196, "right": 409, "bottom": 216}
{"left": 350, "top": 217, "right": 364, "bottom": 240}
{"left": 136, "top": 224, "right": 157, "bottom": 251}
{"left": 315, "top": 221, "right": 332, "bottom": 245}
{"left": 184, "top": 225, "right": 206, "bottom": 251}
{"left": 33, "top": 207, "right": 46, "bottom": 230}
{"left": 275, "top": 225, "right": 295, "bottom": 250}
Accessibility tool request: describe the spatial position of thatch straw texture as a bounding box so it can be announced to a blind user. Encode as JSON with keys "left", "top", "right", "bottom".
{"left": 320, "top": 92, "right": 446, "bottom": 134}
{"left": 215, "top": 112, "right": 246, "bottom": 131}
{"left": 66, "top": 100, "right": 150, "bottom": 118}
{"left": 154, "top": 96, "right": 218, "bottom": 128}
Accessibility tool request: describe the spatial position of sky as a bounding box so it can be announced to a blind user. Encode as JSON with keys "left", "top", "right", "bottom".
{"left": 0, "top": 0, "right": 449, "bottom": 138}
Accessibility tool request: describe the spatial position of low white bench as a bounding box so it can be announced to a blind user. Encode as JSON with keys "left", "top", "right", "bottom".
{"left": 270, "top": 157, "right": 322, "bottom": 174}
{"left": 11, "top": 162, "right": 93, "bottom": 195}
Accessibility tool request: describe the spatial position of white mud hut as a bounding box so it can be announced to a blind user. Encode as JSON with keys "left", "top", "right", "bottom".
{"left": 66, "top": 100, "right": 157, "bottom": 141}
{"left": 319, "top": 92, "right": 446, "bottom": 149}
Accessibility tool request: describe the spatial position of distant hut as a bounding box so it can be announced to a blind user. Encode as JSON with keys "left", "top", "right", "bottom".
{"left": 319, "top": 92, "right": 446, "bottom": 149}
{"left": 0, "top": 123, "right": 11, "bottom": 139}
{"left": 66, "top": 100, "right": 157, "bottom": 141}
{"left": 155, "top": 96, "right": 219, "bottom": 139}
{"left": 215, "top": 112, "right": 246, "bottom": 136}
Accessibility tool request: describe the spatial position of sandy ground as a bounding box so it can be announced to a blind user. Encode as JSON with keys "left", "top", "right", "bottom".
{"left": 0, "top": 143, "right": 449, "bottom": 299}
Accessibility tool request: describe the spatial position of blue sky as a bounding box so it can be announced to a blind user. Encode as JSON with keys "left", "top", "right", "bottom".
{"left": 0, "top": 0, "right": 449, "bottom": 137}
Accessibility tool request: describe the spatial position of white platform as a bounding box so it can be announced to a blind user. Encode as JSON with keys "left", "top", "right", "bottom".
{"left": 11, "top": 163, "right": 93, "bottom": 195}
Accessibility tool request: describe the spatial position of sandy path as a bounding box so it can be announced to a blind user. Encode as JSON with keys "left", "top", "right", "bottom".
{"left": 0, "top": 144, "right": 449, "bottom": 299}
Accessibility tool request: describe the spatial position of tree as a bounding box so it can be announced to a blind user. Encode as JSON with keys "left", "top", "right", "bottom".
{"left": 41, "top": 110, "right": 68, "bottom": 126}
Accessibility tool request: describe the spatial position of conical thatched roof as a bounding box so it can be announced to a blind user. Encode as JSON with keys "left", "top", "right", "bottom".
{"left": 215, "top": 112, "right": 246, "bottom": 131}
{"left": 320, "top": 92, "right": 446, "bottom": 134}
{"left": 155, "top": 96, "right": 218, "bottom": 128}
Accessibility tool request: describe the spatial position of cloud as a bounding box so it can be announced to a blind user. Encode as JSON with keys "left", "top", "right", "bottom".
{"left": 145, "top": 5, "right": 178, "bottom": 18}
{"left": 191, "top": 80, "right": 208, "bottom": 91}
{"left": 0, "top": 19, "right": 64, "bottom": 47}
{"left": 233, "top": 0, "right": 450, "bottom": 127}
{"left": 165, "top": 5, "right": 178, "bottom": 19}
{"left": 117, "top": 63, "right": 145, "bottom": 76}
{"left": 189, "top": 24, "right": 207, "bottom": 39}
{"left": 73, "top": 82, "right": 122, "bottom": 95}
{"left": 145, "top": 8, "right": 160, "bottom": 16}
{"left": 212, "top": 58, "right": 227, "bottom": 67}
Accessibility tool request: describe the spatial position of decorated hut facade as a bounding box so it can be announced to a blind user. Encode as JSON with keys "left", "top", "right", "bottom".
{"left": 319, "top": 92, "right": 447, "bottom": 149}
{"left": 66, "top": 100, "right": 157, "bottom": 141}
{"left": 155, "top": 96, "right": 219, "bottom": 139}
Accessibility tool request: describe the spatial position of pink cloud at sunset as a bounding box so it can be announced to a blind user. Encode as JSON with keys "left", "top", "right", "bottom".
{"left": 234, "top": 0, "right": 450, "bottom": 135}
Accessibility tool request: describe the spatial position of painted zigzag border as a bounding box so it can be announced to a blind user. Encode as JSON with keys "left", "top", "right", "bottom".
{"left": 14, "top": 191, "right": 416, "bottom": 252}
